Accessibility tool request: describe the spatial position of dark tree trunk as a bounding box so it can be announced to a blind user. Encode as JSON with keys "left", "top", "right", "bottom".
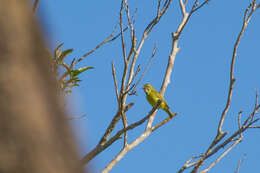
{"left": 0, "top": 1, "right": 85, "bottom": 173}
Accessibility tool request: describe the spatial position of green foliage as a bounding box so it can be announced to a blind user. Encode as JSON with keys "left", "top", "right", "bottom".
{"left": 51, "top": 43, "right": 94, "bottom": 97}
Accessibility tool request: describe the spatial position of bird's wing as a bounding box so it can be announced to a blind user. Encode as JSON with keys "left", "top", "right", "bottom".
{"left": 151, "top": 90, "right": 168, "bottom": 107}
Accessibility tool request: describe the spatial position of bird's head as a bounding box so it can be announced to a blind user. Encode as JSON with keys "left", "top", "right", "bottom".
{"left": 142, "top": 83, "right": 153, "bottom": 94}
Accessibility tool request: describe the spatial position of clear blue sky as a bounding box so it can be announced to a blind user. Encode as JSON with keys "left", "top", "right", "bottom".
{"left": 37, "top": 0, "right": 260, "bottom": 172}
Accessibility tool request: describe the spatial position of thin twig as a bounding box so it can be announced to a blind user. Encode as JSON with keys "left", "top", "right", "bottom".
{"left": 121, "top": 111, "right": 128, "bottom": 147}
{"left": 75, "top": 18, "right": 129, "bottom": 65}
{"left": 200, "top": 138, "right": 242, "bottom": 173}
{"left": 94, "top": 0, "right": 137, "bottom": 151}
{"left": 112, "top": 62, "right": 120, "bottom": 102}
{"left": 175, "top": 0, "right": 209, "bottom": 42}
{"left": 120, "top": 0, "right": 127, "bottom": 63}
{"left": 126, "top": 65, "right": 141, "bottom": 93}
{"left": 190, "top": 2, "right": 259, "bottom": 172}
{"left": 102, "top": 101, "right": 174, "bottom": 173}
{"left": 67, "top": 114, "right": 87, "bottom": 120}
{"left": 203, "top": 114, "right": 258, "bottom": 166}
{"left": 98, "top": 102, "right": 134, "bottom": 146}
{"left": 177, "top": 155, "right": 203, "bottom": 173}
{"left": 151, "top": 112, "right": 177, "bottom": 131}
{"left": 160, "top": 0, "right": 209, "bottom": 95}
{"left": 234, "top": 154, "right": 247, "bottom": 173}
{"left": 126, "top": 0, "right": 172, "bottom": 92}
{"left": 118, "top": 1, "right": 131, "bottom": 148}
{"left": 243, "top": 90, "right": 259, "bottom": 127}
{"left": 129, "top": 43, "right": 157, "bottom": 95}
{"left": 81, "top": 101, "right": 159, "bottom": 165}
{"left": 217, "top": 3, "right": 249, "bottom": 135}
{"left": 180, "top": 108, "right": 258, "bottom": 173}
{"left": 123, "top": 0, "right": 135, "bottom": 44}
{"left": 33, "top": 0, "right": 39, "bottom": 13}
{"left": 157, "top": 0, "right": 162, "bottom": 17}
{"left": 249, "top": 126, "right": 260, "bottom": 128}
{"left": 190, "top": 0, "right": 210, "bottom": 14}
{"left": 238, "top": 110, "right": 242, "bottom": 130}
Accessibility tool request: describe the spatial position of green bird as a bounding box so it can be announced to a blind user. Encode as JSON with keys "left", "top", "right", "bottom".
{"left": 142, "top": 83, "right": 174, "bottom": 117}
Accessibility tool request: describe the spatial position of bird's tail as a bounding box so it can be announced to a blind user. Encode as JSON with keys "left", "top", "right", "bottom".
{"left": 165, "top": 108, "right": 176, "bottom": 118}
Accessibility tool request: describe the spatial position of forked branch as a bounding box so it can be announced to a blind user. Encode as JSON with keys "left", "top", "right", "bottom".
{"left": 102, "top": 0, "right": 208, "bottom": 172}
{"left": 177, "top": 1, "right": 260, "bottom": 172}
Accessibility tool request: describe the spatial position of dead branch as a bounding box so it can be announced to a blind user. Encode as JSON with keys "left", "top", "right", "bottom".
{"left": 200, "top": 138, "right": 242, "bottom": 173}
{"left": 33, "top": 0, "right": 39, "bottom": 13}
{"left": 95, "top": 0, "right": 172, "bottom": 153}
{"left": 97, "top": 102, "right": 134, "bottom": 146}
{"left": 234, "top": 154, "right": 247, "bottom": 173}
{"left": 102, "top": 0, "right": 208, "bottom": 172}
{"left": 112, "top": 62, "right": 120, "bottom": 102}
{"left": 177, "top": 1, "right": 260, "bottom": 172}
{"left": 68, "top": 114, "right": 87, "bottom": 120}
{"left": 74, "top": 13, "right": 132, "bottom": 65}
{"left": 129, "top": 43, "right": 158, "bottom": 95}
{"left": 81, "top": 101, "right": 160, "bottom": 165}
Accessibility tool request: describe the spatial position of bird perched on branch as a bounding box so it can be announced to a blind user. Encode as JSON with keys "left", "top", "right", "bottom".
{"left": 142, "top": 83, "right": 174, "bottom": 117}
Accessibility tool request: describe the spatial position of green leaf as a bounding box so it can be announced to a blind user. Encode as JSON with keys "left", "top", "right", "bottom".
{"left": 58, "top": 49, "right": 73, "bottom": 63}
{"left": 70, "top": 66, "right": 94, "bottom": 77}
{"left": 54, "top": 43, "right": 64, "bottom": 58}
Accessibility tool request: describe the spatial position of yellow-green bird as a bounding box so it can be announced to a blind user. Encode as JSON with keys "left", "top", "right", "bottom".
{"left": 142, "top": 83, "right": 174, "bottom": 117}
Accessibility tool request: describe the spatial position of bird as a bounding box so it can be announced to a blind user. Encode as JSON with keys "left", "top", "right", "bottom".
{"left": 142, "top": 83, "right": 174, "bottom": 117}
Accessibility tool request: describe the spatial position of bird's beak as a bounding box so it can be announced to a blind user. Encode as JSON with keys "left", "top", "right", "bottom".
{"left": 142, "top": 86, "right": 145, "bottom": 89}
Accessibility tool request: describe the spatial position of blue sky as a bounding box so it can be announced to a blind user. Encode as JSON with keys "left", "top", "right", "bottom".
{"left": 37, "top": 0, "right": 260, "bottom": 172}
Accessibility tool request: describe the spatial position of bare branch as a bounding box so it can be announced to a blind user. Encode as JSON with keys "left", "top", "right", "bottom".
{"left": 98, "top": 102, "right": 134, "bottom": 146}
{"left": 84, "top": 101, "right": 160, "bottom": 171}
{"left": 151, "top": 112, "right": 177, "bottom": 131}
{"left": 179, "top": 0, "right": 188, "bottom": 17}
{"left": 190, "top": 0, "right": 210, "bottom": 14}
{"left": 147, "top": 0, "right": 208, "bottom": 133}
{"left": 123, "top": 0, "right": 135, "bottom": 44}
{"left": 243, "top": 90, "right": 259, "bottom": 127}
{"left": 117, "top": 1, "right": 134, "bottom": 146}
{"left": 238, "top": 110, "right": 242, "bottom": 130}
{"left": 177, "top": 155, "right": 203, "bottom": 173}
{"left": 126, "top": 0, "right": 172, "bottom": 91}
{"left": 144, "top": 0, "right": 172, "bottom": 36}
{"left": 175, "top": 0, "right": 209, "bottom": 41}
{"left": 217, "top": 3, "right": 249, "bottom": 133}
{"left": 195, "top": 111, "right": 259, "bottom": 172}
{"left": 75, "top": 16, "right": 130, "bottom": 65}
{"left": 234, "top": 154, "right": 247, "bottom": 173}
{"left": 190, "top": 113, "right": 258, "bottom": 173}
{"left": 81, "top": 102, "right": 156, "bottom": 165}
{"left": 102, "top": 101, "right": 177, "bottom": 172}
{"left": 120, "top": 1, "right": 127, "bottom": 63}
{"left": 200, "top": 138, "right": 242, "bottom": 173}
{"left": 257, "top": 3, "right": 260, "bottom": 9}
{"left": 129, "top": 44, "right": 157, "bottom": 95}
{"left": 67, "top": 114, "right": 87, "bottom": 120}
{"left": 112, "top": 62, "right": 120, "bottom": 102}
{"left": 126, "top": 65, "right": 141, "bottom": 93}
{"left": 188, "top": 2, "right": 260, "bottom": 172}
{"left": 82, "top": 0, "right": 173, "bottom": 166}
{"left": 33, "top": 0, "right": 39, "bottom": 13}
{"left": 157, "top": 0, "right": 162, "bottom": 17}
{"left": 249, "top": 126, "right": 260, "bottom": 128}
{"left": 121, "top": 111, "right": 128, "bottom": 147}
{"left": 100, "top": 3, "right": 174, "bottom": 169}
{"left": 160, "top": 0, "right": 209, "bottom": 95}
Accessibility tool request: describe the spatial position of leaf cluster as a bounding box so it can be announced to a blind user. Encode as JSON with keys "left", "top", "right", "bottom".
{"left": 51, "top": 43, "right": 94, "bottom": 96}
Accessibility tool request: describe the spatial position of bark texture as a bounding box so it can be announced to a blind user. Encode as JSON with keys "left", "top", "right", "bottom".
{"left": 0, "top": 1, "right": 85, "bottom": 173}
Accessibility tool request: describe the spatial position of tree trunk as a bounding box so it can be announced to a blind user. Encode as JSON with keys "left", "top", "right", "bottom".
{"left": 0, "top": 1, "right": 85, "bottom": 173}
